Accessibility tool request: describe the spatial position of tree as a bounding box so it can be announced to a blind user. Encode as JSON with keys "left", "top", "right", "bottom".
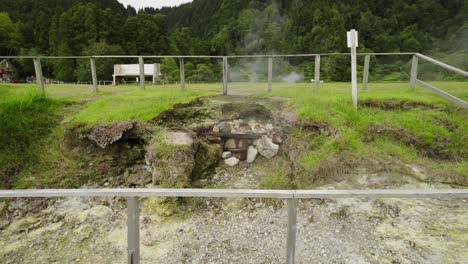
{"left": 75, "top": 41, "right": 124, "bottom": 81}
{"left": 0, "top": 12, "right": 21, "bottom": 55}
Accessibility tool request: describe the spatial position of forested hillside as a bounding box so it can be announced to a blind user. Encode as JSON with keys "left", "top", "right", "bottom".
{"left": 0, "top": 0, "right": 466, "bottom": 81}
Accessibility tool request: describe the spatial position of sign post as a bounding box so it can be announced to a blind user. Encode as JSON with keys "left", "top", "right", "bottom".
{"left": 347, "top": 29, "right": 358, "bottom": 110}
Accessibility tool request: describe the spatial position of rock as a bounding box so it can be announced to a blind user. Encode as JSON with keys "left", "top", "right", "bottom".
{"left": 248, "top": 121, "right": 267, "bottom": 134}
{"left": 84, "top": 121, "right": 134, "bottom": 148}
{"left": 7, "top": 216, "right": 40, "bottom": 233}
{"left": 192, "top": 142, "right": 221, "bottom": 180}
{"left": 207, "top": 134, "right": 222, "bottom": 143}
{"left": 246, "top": 146, "right": 258, "bottom": 163}
{"left": 272, "top": 132, "right": 284, "bottom": 144}
{"left": 225, "top": 157, "right": 240, "bottom": 166}
{"left": 265, "top": 124, "right": 274, "bottom": 131}
{"left": 254, "top": 135, "right": 279, "bottom": 158}
{"left": 165, "top": 131, "right": 193, "bottom": 145}
{"left": 88, "top": 205, "right": 113, "bottom": 219}
{"left": 222, "top": 151, "right": 232, "bottom": 159}
{"left": 145, "top": 138, "right": 195, "bottom": 187}
{"left": 225, "top": 139, "right": 237, "bottom": 149}
{"left": 212, "top": 126, "right": 220, "bottom": 133}
{"left": 216, "top": 121, "right": 232, "bottom": 133}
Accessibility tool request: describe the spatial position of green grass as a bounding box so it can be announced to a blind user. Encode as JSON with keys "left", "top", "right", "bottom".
{"left": 0, "top": 81, "right": 466, "bottom": 189}
{"left": 266, "top": 81, "right": 468, "bottom": 183}
{"left": 69, "top": 88, "right": 214, "bottom": 125}
{"left": 0, "top": 89, "right": 64, "bottom": 188}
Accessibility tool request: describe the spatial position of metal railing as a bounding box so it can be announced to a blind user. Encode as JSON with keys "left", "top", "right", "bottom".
{"left": 410, "top": 53, "right": 468, "bottom": 108}
{"left": 1, "top": 52, "right": 466, "bottom": 108}
{"left": 1, "top": 188, "right": 467, "bottom": 264}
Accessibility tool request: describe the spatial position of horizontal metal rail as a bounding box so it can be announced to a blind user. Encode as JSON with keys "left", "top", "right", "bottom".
{"left": 416, "top": 80, "right": 468, "bottom": 108}
{"left": 0, "top": 52, "right": 416, "bottom": 60}
{"left": 416, "top": 53, "right": 468, "bottom": 77}
{"left": 0, "top": 188, "right": 467, "bottom": 199}
{"left": 1, "top": 187, "right": 466, "bottom": 264}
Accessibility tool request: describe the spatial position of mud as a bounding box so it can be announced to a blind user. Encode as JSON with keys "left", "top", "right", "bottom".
{"left": 359, "top": 99, "right": 438, "bottom": 110}
{"left": 367, "top": 125, "right": 461, "bottom": 160}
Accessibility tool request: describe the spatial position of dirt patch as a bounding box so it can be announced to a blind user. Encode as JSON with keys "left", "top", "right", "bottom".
{"left": 367, "top": 125, "right": 458, "bottom": 160}
{"left": 359, "top": 98, "right": 438, "bottom": 110}
{"left": 299, "top": 119, "right": 337, "bottom": 135}
{"left": 154, "top": 98, "right": 213, "bottom": 127}
{"left": 222, "top": 102, "right": 272, "bottom": 120}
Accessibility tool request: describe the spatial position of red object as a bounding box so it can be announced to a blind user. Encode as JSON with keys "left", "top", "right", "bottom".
{"left": 1, "top": 69, "right": 5, "bottom": 75}
{"left": 12, "top": 80, "right": 19, "bottom": 83}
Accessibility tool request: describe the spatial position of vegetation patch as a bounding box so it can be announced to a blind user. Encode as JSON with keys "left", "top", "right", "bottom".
{"left": 367, "top": 125, "right": 461, "bottom": 160}
{"left": 359, "top": 98, "right": 438, "bottom": 110}
{"left": 0, "top": 90, "right": 64, "bottom": 188}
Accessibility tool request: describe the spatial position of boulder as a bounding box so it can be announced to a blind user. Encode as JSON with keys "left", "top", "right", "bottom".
{"left": 254, "top": 135, "right": 279, "bottom": 158}
{"left": 246, "top": 146, "right": 258, "bottom": 163}
{"left": 216, "top": 121, "right": 232, "bottom": 133}
{"left": 84, "top": 121, "right": 134, "bottom": 148}
{"left": 165, "top": 131, "right": 194, "bottom": 145}
{"left": 222, "top": 151, "right": 232, "bottom": 159}
{"left": 225, "top": 157, "right": 240, "bottom": 166}
{"left": 7, "top": 216, "right": 40, "bottom": 233}
{"left": 225, "top": 139, "right": 237, "bottom": 149}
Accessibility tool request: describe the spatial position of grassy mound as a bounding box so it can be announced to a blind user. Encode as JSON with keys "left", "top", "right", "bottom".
{"left": 0, "top": 89, "right": 64, "bottom": 188}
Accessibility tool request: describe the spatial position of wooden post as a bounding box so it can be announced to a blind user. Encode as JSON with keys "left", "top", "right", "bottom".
{"left": 180, "top": 58, "right": 185, "bottom": 90}
{"left": 268, "top": 57, "right": 273, "bottom": 92}
{"left": 138, "top": 57, "right": 145, "bottom": 90}
{"left": 153, "top": 63, "right": 160, "bottom": 84}
{"left": 90, "top": 58, "right": 98, "bottom": 92}
{"left": 410, "top": 55, "right": 418, "bottom": 90}
{"left": 223, "top": 56, "right": 228, "bottom": 95}
{"left": 363, "top": 55, "right": 370, "bottom": 91}
{"left": 314, "top": 55, "right": 320, "bottom": 91}
{"left": 33, "top": 58, "right": 45, "bottom": 93}
{"left": 348, "top": 30, "right": 358, "bottom": 110}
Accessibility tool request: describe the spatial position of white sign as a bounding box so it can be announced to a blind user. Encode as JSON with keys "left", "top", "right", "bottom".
{"left": 113, "top": 64, "right": 159, "bottom": 76}
{"left": 347, "top": 30, "right": 358, "bottom": 48}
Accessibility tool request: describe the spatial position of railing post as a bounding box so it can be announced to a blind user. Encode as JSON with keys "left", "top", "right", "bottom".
{"left": 363, "top": 55, "right": 370, "bottom": 91}
{"left": 410, "top": 55, "right": 418, "bottom": 90}
{"left": 223, "top": 56, "right": 228, "bottom": 95}
{"left": 180, "top": 57, "right": 185, "bottom": 90}
{"left": 90, "top": 58, "right": 98, "bottom": 92}
{"left": 153, "top": 63, "right": 160, "bottom": 84}
{"left": 314, "top": 55, "right": 320, "bottom": 91}
{"left": 33, "top": 57, "right": 45, "bottom": 94}
{"left": 127, "top": 197, "right": 140, "bottom": 264}
{"left": 139, "top": 57, "right": 145, "bottom": 90}
{"left": 286, "top": 199, "right": 297, "bottom": 264}
{"left": 268, "top": 56, "right": 273, "bottom": 92}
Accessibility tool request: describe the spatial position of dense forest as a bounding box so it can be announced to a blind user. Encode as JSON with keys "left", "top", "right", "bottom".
{"left": 0, "top": 0, "right": 466, "bottom": 82}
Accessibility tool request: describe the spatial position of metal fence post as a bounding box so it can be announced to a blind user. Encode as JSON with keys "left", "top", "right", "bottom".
{"left": 180, "top": 57, "right": 185, "bottom": 90}
{"left": 363, "top": 55, "right": 370, "bottom": 91}
{"left": 90, "top": 58, "right": 98, "bottom": 92}
{"left": 33, "top": 57, "right": 45, "bottom": 93}
{"left": 153, "top": 63, "right": 160, "bottom": 84}
{"left": 223, "top": 56, "right": 228, "bottom": 95}
{"left": 268, "top": 56, "right": 273, "bottom": 92}
{"left": 410, "top": 55, "right": 418, "bottom": 90}
{"left": 127, "top": 197, "right": 140, "bottom": 264}
{"left": 139, "top": 57, "right": 145, "bottom": 90}
{"left": 286, "top": 199, "right": 297, "bottom": 264}
{"left": 314, "top": 55, "right": 320, "bottom": 91}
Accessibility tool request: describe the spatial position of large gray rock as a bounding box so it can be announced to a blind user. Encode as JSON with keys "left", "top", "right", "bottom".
{"left": 225, "top": 157, "right": 240, "bottom": 166}
{"left": 222, "top": 151, "right": 232, "bottom": 159}
{"left": 254, "top": 135, "right": 279, "bottom": 158}
{"left": 246, "top": 146, "right": 258, "bottom": 163}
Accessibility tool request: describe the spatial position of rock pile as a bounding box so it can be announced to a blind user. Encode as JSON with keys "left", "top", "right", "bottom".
{"left": 207, "top": 120, "right": 282, "bottom": 166}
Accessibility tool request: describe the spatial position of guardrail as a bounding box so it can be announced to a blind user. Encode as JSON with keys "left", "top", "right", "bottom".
{"left": 410, "top": 53, "right": 468, "bottom": 108}
{"left": 1, "top": 52, "right": 466, "bottom": 108}
{"left": 0, "top": 52, "right": 416, "bottom": 94}
{"left": 1, "top": 188, "right": 467, "bottom": 264}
